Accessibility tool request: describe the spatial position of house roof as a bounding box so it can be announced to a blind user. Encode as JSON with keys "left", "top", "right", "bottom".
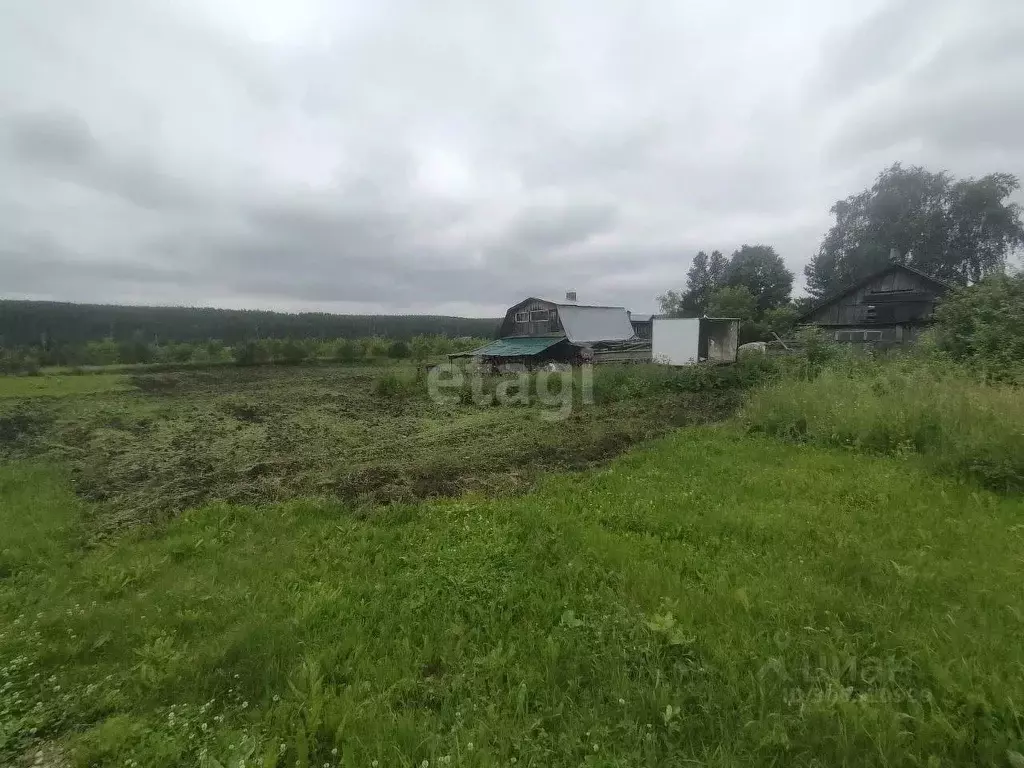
{"left": 797, "top": 263, "right": 954, "bottom": 323}
{"left": 501, "top": 297, "right": 637, "bottom": 344}
{"left": 509, "top": 296, "right": 630, "bottom": 311}
{"left": 556, "top": 304, "right": 636, "bottom": 344}
{"left": 454, "top": 335, "right": 565, "bottom": 358}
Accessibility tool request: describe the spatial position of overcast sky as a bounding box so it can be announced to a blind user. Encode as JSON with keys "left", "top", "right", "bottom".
{"left": 1, "top": 0, "right": 1022, "bottom": 316}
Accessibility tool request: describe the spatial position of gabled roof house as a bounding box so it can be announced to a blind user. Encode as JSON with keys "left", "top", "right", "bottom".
{"left": 454, "top": 295, "right": 642, "bottom": 365}
{"left": 798, "top": 263, "right": 953, "bottom": 345}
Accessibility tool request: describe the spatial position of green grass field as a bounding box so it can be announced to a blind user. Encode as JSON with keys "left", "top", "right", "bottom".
{"left": 2, "top": 363, "right": 1023, "bottom": 766}
{"left": 0, "top": 374, "right": 129, "bottom": 399}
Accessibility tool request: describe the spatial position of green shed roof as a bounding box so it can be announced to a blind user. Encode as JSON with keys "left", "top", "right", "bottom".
{"left": 459, "top": 336, "right": 566, "bottom": 358}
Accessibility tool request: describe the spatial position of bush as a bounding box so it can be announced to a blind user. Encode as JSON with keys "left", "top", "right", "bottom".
{"left": 934, "top": 272, "right": 1024, "bottom": 380}
{"left": 332, "top": 340, "right": 358, "bottom": 362}
{"left": 233, "top": 341, "right": 269, "bottom": 366}
{"left": 276, "top": 341, "right": 307, "bottom": 365}
{"left": 388, "top": 341, "right": 411, "bottom": 359}
{"left": 373, "top": 370, "right": 420, "bottom": 399}
{"left": 0, "top": 349, "right": 42, "bottom": 375}
{"left": 591, "top": 358, "right": 778, "bottom": 404}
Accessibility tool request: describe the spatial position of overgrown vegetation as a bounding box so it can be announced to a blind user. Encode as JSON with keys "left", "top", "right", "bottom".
{"left": 743, "top": 357, "right": 1024, "bottom": 491}
{"left": 932, "top": 271, "right": 1024, "bottom": 380}
{"left": 741, "top": 302, "right": 1024, "bottom": 492}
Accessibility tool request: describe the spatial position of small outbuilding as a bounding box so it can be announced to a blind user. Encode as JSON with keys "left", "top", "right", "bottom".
{"left": 652, "top": 317, "right": 740, "bottom": 365}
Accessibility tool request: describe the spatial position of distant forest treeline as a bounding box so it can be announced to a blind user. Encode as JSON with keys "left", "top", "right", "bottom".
{"left": 0, "top": 300, "right": 500, "bottom": 346}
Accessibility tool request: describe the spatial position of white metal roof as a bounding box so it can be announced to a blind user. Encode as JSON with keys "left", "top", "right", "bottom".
{"left": 556, "top": 304, "right": 636, "bottom": 344}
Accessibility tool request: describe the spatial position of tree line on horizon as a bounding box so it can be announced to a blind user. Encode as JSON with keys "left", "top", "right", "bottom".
{"left": 659, "top": 163, "right": 1024, "bottom": 342}
{"left": 0, "top": 333, "right": 491, "bottom": 375}
{"left": 0, "top": 301, "right": 500, "bottom": 349}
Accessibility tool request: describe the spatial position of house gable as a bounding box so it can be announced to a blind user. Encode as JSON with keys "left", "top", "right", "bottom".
{"left": 497, "top": 297, "right": 637, "bottom": 343}
{"left": 498, "top": 298, "right": 563, "bottom": 338}
{"left": 799, "top": 264, "right": 953, "bottom": 328}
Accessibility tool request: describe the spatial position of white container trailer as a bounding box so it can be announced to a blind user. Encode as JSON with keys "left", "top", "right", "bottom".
{"left": 652, "top": 317, "right": 700, "bottom": 365}
{"left": 652, "top": 317, "right": 739, "bottom": 365}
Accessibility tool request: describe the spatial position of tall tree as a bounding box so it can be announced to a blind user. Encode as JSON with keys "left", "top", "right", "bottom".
{"left": 683, "top": 250, "right": 717, "bottom": 315}
{"left": 657, "top": 249, "right": 734, "bottom": 317}
{"left": 723, "top": 245, "right": 793, "bottom": 312}
{"left": 708, "top": 250, "right": 728, "bottom": 286}
{"left": 805, "top": 164, "right": 1024, "bottom": 298}
{"left": 656, "top": 289, "right": 687, "bottom": 317}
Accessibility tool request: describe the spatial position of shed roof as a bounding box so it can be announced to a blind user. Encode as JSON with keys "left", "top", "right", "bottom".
{"left": 557, "top": 304, "right": 636, "bottom": 344}
{"left": 797, "top": 263, "right": 954, "bottom": 322}
{"left": 456, "top": 336, "right": 565, "bottom": 358}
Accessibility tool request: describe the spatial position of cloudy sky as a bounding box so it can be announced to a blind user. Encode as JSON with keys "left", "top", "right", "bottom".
{"left": 1, "top": 0, "right": 1022, "bottom": 316}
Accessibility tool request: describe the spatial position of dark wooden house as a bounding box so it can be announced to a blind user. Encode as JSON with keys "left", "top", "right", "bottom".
{"left": 798, "top": 264, "right": 953, "bottom": 345}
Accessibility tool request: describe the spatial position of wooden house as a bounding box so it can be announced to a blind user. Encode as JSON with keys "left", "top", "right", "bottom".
{"left": 797, "top": 264, "right": 953, "bottom": 346}
{"left": 452, "top": 296, "right": 647, "bottom": 367}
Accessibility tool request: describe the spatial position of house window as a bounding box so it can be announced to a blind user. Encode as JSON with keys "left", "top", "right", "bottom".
{"left": 864, "top": 330, "right": 882, "bottom": 342}
{"left": 514, "top": 311, "right": 529, "bottom": 323}
{"left": 530, "top": 309, "right": 551, "bottom": 322}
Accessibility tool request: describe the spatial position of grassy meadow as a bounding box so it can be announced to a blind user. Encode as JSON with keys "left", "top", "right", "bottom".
{"left": 1, "top": 359, "right": 1023, "bottom": 766}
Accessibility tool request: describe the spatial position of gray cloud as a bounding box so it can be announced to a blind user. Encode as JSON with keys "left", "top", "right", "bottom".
{"left": 3, "top": 110, "right": 201, "bottom": 212}
{"left": 1, "top": 0, "right": 1022, "bottom": 316}
{"left": 500, "top": 203, "right": 619, "bottom": 252}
